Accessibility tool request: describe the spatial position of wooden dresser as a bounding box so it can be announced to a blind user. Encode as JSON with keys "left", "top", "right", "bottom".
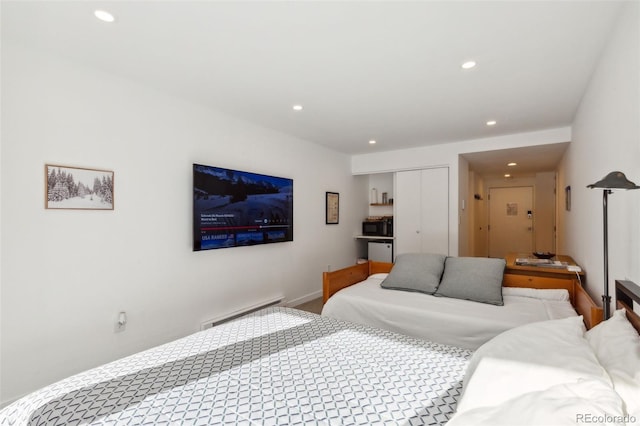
{"left": 503, "top": 253, "right": 586, "bottom": 298}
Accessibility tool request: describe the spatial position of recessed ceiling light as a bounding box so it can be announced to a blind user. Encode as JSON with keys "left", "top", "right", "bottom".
{"left": 507, "top": 162, "right": 517, "bottom": 167}
{"left": 94, "top": 10, "right": 115, "bottom": 23}
{"left": 504, "top": 174, "right": 511, "bottom": 178}
{"left": 292, "top": 105, "right": 303, "bottom": 111}
{"left": 369, "top": 140, "right": 377, "bottom": 145}
{"left": 486, "top": 120, "right": 497, "bottom": 126}
{"left": 461, "top": 61, "right": 476, "bottom": 69}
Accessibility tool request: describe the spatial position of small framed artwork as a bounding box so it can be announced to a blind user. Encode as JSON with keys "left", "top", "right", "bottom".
{"left": 45, "top": 164, "right": 114, "bottom": 210}
{"left": 565, "top": 185, "right": 571, "bottom": 211}
{"left": 325, "top": 192, "right": 339, "bottom": 224}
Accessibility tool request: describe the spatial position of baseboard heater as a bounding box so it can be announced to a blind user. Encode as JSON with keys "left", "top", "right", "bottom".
{"left": 200, "top": 296, "right": 284, "bottom": 330}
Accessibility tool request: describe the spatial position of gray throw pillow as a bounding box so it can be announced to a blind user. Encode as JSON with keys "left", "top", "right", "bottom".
{"left": 381, "top": 253, "right": 446, "bottom": 294}
{"left": 434, "top": 257, "right": 506, "bottom": 305}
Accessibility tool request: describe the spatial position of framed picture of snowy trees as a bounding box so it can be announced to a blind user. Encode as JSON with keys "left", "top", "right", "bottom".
{"left": 45, "top": 164, "right": 114, "bottom": 210}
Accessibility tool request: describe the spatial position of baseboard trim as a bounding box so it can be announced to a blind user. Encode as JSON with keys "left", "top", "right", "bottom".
{"left": 1, "top": 394, "right": 22, "bottom": 410}
{"left": 286, "top": 290, "right": 322, "bottom": 308}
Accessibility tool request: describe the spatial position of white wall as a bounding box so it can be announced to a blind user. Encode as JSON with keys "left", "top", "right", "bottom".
{"left": 472, "top": 174, "right": 488, "bottom": 257}
{"left": 458, "top": 156, "right": 470, "bottom": 256}
{"left": 351, "top": 127, "right": 571, "bottom": 256}
{"left": 535, "top": 172, "right": 556, "bottom": 253}
{"left": 0, "top": 42, "right": 367, "bottom": 404}
{"left": 559, "top": 2, "right": 640, "bottom": 305}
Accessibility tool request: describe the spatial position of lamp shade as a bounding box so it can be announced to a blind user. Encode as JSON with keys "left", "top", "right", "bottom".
{"left": 587, "top": 171, "right": 640, "bottom": 190}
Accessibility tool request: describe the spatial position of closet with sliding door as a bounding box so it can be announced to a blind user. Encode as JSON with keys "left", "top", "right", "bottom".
{"left": 394, "top": 167, "right": 449, "bottom": 257}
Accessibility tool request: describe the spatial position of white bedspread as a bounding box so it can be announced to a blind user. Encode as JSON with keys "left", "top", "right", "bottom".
{"left": 321, "top": 273, "right": 578, "bottom": 350}
{"left": 0, "top": 307, "right": 471, "bottom": 426}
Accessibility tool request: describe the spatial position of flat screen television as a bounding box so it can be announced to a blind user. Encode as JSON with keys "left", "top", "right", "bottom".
{"left": 193, "top": 163, "right": 293, "bottom": 251}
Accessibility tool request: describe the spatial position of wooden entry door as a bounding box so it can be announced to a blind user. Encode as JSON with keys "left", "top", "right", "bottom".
{"left": 488, "top": 186, "right": 534, "bottom": 258}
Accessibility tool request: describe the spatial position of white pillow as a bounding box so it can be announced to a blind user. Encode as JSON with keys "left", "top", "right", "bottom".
{"left": 585, "top": 308, "right": 640, "bottom": 417}
{"left": 368, "top": 273, "right": 388, "bottom": 280}
{"left": 502, "top": 286, "right": 570, "bottom": 301}
{"left": 459, "top": 316, "right": 611, "bottom": 413}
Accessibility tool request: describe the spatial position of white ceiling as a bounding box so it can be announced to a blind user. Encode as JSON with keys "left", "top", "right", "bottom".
{"left": 461, "top": 142, "right": 569, "bottom": 177}
{"left": 2, "top": 1, "right": 623, "bottom": 173}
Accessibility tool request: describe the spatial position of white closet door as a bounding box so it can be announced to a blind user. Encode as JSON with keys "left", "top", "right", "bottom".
{"left": 420, "top": 167, "right": 449, "bottom": 255}
{"left": 395, "top": 168, "right": 449, "bottom": 257}
{"left": 395, "top": 170, "right": 422, "bottom": 255}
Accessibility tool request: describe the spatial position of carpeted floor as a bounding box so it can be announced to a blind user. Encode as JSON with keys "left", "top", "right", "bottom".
{"left": 293, "top": 297, "right": 323, "bottom": 314}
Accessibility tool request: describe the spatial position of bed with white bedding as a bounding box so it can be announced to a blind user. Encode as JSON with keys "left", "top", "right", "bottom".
{"left": 322, "top": 255, "right": 602, "bottom": 350}
{"left": 0, "top": 307, "right": 472, "bottom": 426}
{"left": 322, "top": 272, "right": 578, "bottom": 350}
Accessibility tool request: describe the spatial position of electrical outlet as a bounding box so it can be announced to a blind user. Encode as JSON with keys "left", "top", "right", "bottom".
{"left": 567, "top": 265, "right": 582, "bottom": 272}
{"left": 115, "top": 311, "right": 127, "bottom": 332}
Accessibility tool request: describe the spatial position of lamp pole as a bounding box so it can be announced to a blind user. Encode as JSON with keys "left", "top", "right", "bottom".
{"left": 588, "top": 171, "right": 640, "bottom": 320}
{"left": 602, "top": 189, "right": 612, "bottom": 320}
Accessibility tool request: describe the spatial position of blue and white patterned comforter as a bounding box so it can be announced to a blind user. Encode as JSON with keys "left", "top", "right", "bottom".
{"left": 0, "top": 307, "right": 471, "bottom": 425}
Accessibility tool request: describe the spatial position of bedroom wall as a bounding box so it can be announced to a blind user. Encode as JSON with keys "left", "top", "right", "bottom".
{"left": 0, "top": 41, "right": 367, "bottom": 405}
{"left": 559, "top": 2, "right": 640, "bottom": 305}
{"left": 457, "top": 155, "right": 470, "bottom": 256}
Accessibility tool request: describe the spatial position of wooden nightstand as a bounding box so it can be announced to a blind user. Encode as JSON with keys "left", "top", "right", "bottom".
{"left": 503, "top": 253, "right": 585, "bottom": 303}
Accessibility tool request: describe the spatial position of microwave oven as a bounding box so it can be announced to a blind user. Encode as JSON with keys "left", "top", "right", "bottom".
{"left": 362, "top": 218, "right": 393, "bottom": 237}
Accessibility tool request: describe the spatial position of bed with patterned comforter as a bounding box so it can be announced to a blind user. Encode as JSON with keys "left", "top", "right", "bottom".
{"left": 0, "top": 307, "right": 471, "bottom": 426}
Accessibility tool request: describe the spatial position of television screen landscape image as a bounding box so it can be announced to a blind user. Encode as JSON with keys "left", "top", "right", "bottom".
{"left": 193, "top": 164, "right": 293, "bottom": 251}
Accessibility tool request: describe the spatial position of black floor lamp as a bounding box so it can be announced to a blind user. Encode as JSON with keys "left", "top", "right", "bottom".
{"left": 587, "top": 171, "right": 639, "bottom": 320}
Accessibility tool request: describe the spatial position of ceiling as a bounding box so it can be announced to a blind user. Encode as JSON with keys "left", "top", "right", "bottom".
{"left": 462, "top": 142, "right": 569, "bottom": 178}
{"left": 2, "top": 1, "right": 623, "bottom": 173}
